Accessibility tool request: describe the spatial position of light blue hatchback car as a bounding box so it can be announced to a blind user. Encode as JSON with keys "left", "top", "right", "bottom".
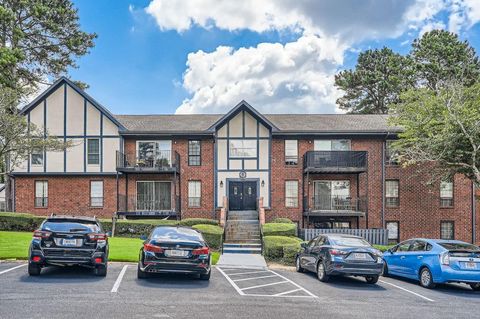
{"left": 382, "top": 239, "right": 480, "bottom": 290}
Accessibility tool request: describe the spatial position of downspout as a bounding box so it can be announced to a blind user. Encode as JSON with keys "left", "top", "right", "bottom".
{"left": 381, "top": 137, "right": 386, "bottom": 229}
{"left": 472, "top": 181, "right": 476, "bottom": 244}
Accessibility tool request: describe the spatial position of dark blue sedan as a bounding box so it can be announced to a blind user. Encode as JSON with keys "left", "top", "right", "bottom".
{"left": 382, "top": 239, "right": 480, "bottom": 290}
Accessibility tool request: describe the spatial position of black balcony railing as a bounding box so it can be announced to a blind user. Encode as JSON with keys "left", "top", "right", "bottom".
{"left": 311, "top": 195, "right": 366, "bottom": 212}
{"left": 303, "top": 151, "right": 367, "bottom": 173}
{"left": 117, "top": 194, "right": 179, "bottom": 217}
{"left": 116, "top": 150, "right": 180, "bottom": 173}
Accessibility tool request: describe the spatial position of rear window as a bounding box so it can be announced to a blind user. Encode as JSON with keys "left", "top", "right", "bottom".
{"left": 329, "top": 236, "right": 371, "bottom": 247}
{"left": 42, "top": 220, "right": 100, "bottom": 233}
{"left": 439, "top": 242, "right": 480, "bottom": 251}
{"left": 151, "top": 227, "right": 204, "bottom": 242}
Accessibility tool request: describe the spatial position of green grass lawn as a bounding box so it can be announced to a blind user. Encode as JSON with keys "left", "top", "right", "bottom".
{"left": 0, "top": 231, "right": 219, "bottom": 265}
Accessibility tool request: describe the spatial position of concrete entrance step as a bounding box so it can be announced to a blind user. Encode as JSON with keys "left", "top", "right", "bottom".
{"left": 223, "top": 239, "right": 262, "bottom": 244}
{"left": 223, "top": 243, "right": 261, "bottom": 248}
{"left": 223, "top": 246, "right": 262, "bottom": 254}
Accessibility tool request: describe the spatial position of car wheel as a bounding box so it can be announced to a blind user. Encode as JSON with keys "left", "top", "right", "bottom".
{"left": 28, "top": 263, "right": 41, "bottom": 276}
{"left": 295, "top": 257, "right": 304, "bottom": 273}
{"left": 316, "top": 260, "right": 329, "bottom": 282}
{"left": 470, "top": 283, "right": 480, "bottom": 291}
{"left": 419, "top": 267, "right": 435, "bottom": 289}
{"left": 94, "top": 264, "right": 107, "bottom": 277}
{"left": 382, "top": 262, "right": 389, "bottom": 277}
{"left": 137, "top": 264, "right": 148, "bottom": 279}
{"left": 365, "top": 275, "right": 379, "bottom": 284}
{"left": 199, "top": 271, "right": 211, "bottom": 281}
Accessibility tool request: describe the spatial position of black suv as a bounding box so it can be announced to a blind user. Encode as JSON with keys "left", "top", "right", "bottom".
{"left": 28, "top": 215, "right": 109, "bottom": 276}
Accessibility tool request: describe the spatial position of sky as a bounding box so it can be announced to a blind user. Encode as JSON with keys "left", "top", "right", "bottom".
{"left": 68, "top": 0, "right": 480, "bottom": 115}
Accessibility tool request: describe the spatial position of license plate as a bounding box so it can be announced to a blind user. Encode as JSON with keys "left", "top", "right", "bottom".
{"left": 465, "top": 262, "right": 476, "bottom": 270}
{"left": 165, "top": 249, "right": 188, "bottom": 257}
{"left": 353, "top": 253, "right": 367, "bottom": 259}
{"left": 62, "top": 239, "right": 77, "bottom": 246}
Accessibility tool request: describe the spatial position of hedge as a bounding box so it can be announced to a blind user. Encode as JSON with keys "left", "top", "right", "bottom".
{"left": 178, "top": 218, "right": 219, "bottom": 227}
{"left": 262, "top": 223, "right": 296, "bottom": 237}
{"left": 192, "top": 224, "right": 223, "bottom": 250}
{"left": 0, "top": 212, "right": 45, "bottom": 232}
{"left": 263, "top": 236, "right": 302, "bottom": 262}
{"left": 270, "top": 218, "right": 294, "bottom": 224}
{"left": 373, "top": 244, "right": 394, "bottom": 252}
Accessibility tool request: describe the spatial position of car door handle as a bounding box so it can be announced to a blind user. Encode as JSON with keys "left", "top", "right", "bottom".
{"left": 400, "top": 256, "right": 406, "bottom": 259}
{"left": 417, "top": 256, "right": 423, "bottom": 259}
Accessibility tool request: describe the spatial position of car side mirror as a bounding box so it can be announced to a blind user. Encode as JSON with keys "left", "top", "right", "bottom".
{"left": 300, "top": 242, "right": 307, "bottom": 249}
{"left": 106, "top": 231, "right": 112, "bottom": 237}
{"left": 140, "top": 235, "right": 148, "bottom": 241}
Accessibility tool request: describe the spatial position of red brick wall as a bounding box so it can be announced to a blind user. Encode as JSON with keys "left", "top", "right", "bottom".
{"left": 14, "top": 175, "right": 117, "bottom": 218}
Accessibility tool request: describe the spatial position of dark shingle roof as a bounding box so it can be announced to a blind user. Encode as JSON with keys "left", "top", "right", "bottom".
{"left": 114, "top": 113, "right": 400, "bottom": 134}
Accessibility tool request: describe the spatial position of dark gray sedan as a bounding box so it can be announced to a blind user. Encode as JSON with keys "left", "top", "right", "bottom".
{"left": 295, "top": 234, "right": 383, "bottom": 283}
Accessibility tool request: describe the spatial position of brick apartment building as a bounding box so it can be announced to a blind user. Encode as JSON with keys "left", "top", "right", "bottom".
{"left": 7, "top": 77, "right": 479, "bottom": 244}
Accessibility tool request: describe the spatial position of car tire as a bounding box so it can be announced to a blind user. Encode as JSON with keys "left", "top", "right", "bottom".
{"left": 365, "top": 275, "right": 379, "bottom": 284}
{"left": 199, "top": 271, "right": 211, "bottom": 281}
{"left": 28, "top": 263, "right": 41, "bottom": 276}
{"left": 316, "top": 260, "right": 329, "bottom": 282}
{"left": 470, "top": 283, "right": 480, "bottom": 291}
{"left": 137, "top": 264, "right": 148, "bottom": 279}
{"left": 419, "top": 267, "right": 435, "bottom": 289}
{"left": 94, "top": 264, "right": 107, "bottom": 277}
{"left": 295, "top": 257, "right": 304, "bottom": 273}
{"left": 382, "top": 262, "right": 390, "bottom": 277}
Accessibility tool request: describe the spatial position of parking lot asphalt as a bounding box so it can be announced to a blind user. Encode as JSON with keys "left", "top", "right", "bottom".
{"left": 1, "top": 261, "right": 479, "bottom": 319}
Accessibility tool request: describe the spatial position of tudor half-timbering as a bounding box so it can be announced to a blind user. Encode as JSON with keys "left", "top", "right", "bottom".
{"left": 8, "top": 78, "right": 480, "bottom": 244}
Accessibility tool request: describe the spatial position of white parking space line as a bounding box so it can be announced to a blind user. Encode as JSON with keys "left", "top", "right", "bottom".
{"left": 241, "top": 280, "right": 289, "bottom": 291}
{"left": 379, "top": 280, "right": 435, "bottom": 302}
{"left": 233, "top": 275, "right": 278, "bottom": 282}
{"left": 111, "top": 265, "right": 128, "bottom": 293}
{"left": 0, "top": 263, "right": 27, "bottom": 275}
{"left": 218, "top": 267, "right": 318, "bottom": 298}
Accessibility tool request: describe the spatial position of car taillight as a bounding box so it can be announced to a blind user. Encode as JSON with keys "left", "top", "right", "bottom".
{"left": 440, "top": 252, "right": 450, "bottom": 266}
{"left": 192, "top": 247, "right": 209, "bottom": 255}
{"left": 94, "top": 257, "right": 103, "bottom": 263}
{"left": 33, "top": 230, "right": 51, "bottom": 240}
{"left": 144, "top": 243, "right": 163, "bottom": 253}
{"left": 88, "top": 233, "right": 107, "bottom": 241}
{"left": 329, "top": 249, "right": 347, "bottom": 256}
{"left": 32, "top": 256, "right": 41, "bottom": 262}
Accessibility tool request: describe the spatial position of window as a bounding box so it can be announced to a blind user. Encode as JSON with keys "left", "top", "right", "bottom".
{"left": 385, "top": 180, "right": 399, "bottom": 207}
{"left": 313, "top": 180, "right": 350, "bottom": 210}
{"left": 87, "top": 139, "right": 100, "bottom": 165}
{"left": 386, "top": 221, "right": 399, "bottom": 244}
{"left": 188, "top": 140, "right": 201, "bottom": 166}
{"left": 285, "top": 181, "right": 299, "bottom": 208}
{"left": 90, "top": 181, "right": 103, "bottom": 207}
{"left": 314, "top": 139, "right": 351, "bottom": 151}
{"left": 440, "top": 221, "right": 454, "bottom": 240}
{"left": 229, "top": 140, "right": 257, "bottom": 158}
{"left": 136, "top": 181, "right": 171, "bottom": 211}
{"left": 34, "top": 181, "right": 48, "bottom": 208}
{"left": 31, "top": 148, "right": 44, "bottom": 166}
{"left": 410, "top": 241, "right": 427, "bottom": 252}
{"left": 440, "top": 180, "right": 454, "bottom": 207}
{"left": 385, "top": 140, "right": 399, "bottom": 165}
{"left": 137, "top": 141, "right": 171, "bottom": 167}
{"left": 396, "top": 240, "right": 412, "bottom": 252}
{"left": 188, "top": 181, "right": 201, "bottom": 207}
{"left": 285, "top": 140, "right": 298, "bottom": 165}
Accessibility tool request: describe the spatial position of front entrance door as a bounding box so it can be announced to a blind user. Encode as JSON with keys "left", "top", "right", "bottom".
{"left": 228, "top": 181, "right": 257, "bottom": 211}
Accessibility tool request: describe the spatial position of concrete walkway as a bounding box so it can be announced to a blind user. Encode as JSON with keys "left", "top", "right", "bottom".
{"left": 216, "top": 253, "right": 268, "bottom": 269}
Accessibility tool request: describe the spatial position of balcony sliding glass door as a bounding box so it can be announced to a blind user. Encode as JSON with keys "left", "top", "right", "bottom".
{"left": 313, "top": 181, "right": 350, "bottom": 210}
{"left": 136, "top": 181, "right": 171, "bottom": 211}
{"left": 136, "top": 141, "right": 171, "bottom": 167}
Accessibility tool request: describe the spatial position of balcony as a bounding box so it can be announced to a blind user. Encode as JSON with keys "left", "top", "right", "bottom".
{"left": 116, "top": 194, "right": 180, "bottom": 218}
{"left": 304, "top": 195, "right": 366, "bottom": 217}
{"left": 116, "top": 150, "right": 180, "bottom": 173}
{"left": 303, "top": 151, "right": 367, "bottom": 173}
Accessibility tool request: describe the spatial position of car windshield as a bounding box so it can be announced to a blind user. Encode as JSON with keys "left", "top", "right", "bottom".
{"left": 330, "top": 236, "right": 371, "bottom": 247}
{"left": 42, "top": 220, "right": 100, "bottom": 233}
{"left": 151, "top": 227, "right": 204, "bottom": 242}
{"left": 439, "top": 242, "right": 480, "bottom": 251}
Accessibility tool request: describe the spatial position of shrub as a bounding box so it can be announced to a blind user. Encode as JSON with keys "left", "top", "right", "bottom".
{"left": 102, "top": 219, "right": 179, "bottom": 238}
{"left": 0, "top": 212, "right": 46, "bottom": 232}
{"left": 282, "top": 244, "right": 301, "bottom": 265}
{"left": 270, "top": 218, "right": 294, "bottom": 224}
{"left": 192, "top": 224, "right": 223, "bottom": 249}
{"left": 373, "top": 244, "right": 395, "bottom": 252}
{"left": 263, "top": 236, "right": 302, "bottom": 261}
{"left": 262, "top": 223, "right": 296, "bottom": 237}
{"left": 178, "top": 218, "right": 219, "bottom": 227}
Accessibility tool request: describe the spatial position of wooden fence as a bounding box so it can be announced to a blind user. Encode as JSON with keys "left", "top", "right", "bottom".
{"left": 301, "top": 228, "right": 389, "bottom": 245}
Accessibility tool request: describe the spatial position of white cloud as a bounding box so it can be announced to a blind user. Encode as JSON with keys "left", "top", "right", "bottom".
{"left": 448, "top": 0, "right": 480, "bottom": 32}
{"left": 176, "top": 35, "right": 346, "bottom": 114}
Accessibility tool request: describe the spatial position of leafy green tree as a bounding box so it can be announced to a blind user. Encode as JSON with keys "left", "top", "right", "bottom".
{"left": 0, "top": 0, "right": 96, "bottom": 95}
{"left": 390, "top": 83, "right": 480, "bottom": 185}
{"left": 410, "top": 30, "right": 480, "bottom": 91}
{"left": 335, "top": 47, "right": 412, "bottom": 114}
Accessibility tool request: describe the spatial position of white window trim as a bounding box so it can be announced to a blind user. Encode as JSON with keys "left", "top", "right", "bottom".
{"left": 136, "top": 140, "right": 172, "bottom": 163}
{"left": 87, "top": 138, "right": 100, "bottom": 166}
